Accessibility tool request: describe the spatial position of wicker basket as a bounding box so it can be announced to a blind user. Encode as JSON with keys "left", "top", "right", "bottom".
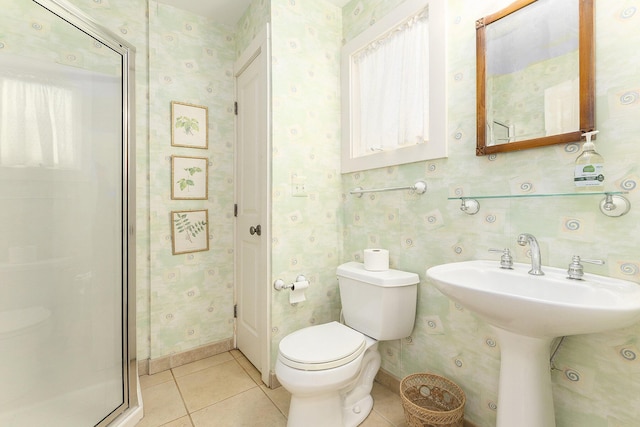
{"left": 400, "top": 373, "right": 466, "bottom": 427}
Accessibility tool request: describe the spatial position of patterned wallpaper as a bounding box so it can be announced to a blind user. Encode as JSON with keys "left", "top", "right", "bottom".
{"left": 147, "top": 1, "right": 236, "bottom": 358}
{"left": 13, "top": 0, "right": 639, "bottom": 425}
{"left": 341, "top": 0, "right": 640, "bottom": 426}
{"left": 342, "top": 0, "right": 405, "bottom": 42}
{"left": 235, "top": 0, "right": 271, "bottom": 58}
{"left": 268, "top": 0, "right": 344, "bottom": 364}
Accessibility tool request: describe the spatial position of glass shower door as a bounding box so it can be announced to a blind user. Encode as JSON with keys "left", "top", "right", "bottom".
{"left": 0, "top": 1, "right": 135, "bottom": 425}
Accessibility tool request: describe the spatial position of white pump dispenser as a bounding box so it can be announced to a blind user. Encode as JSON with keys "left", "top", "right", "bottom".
{"left": 574, "top": 130, "right": 604, "bottom": 191}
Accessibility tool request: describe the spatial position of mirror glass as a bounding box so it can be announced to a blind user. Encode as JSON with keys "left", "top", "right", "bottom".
{"left": 476, "top": 0, "right": 594, "bottom": 155}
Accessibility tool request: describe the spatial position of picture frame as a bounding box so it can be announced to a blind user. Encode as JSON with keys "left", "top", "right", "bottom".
{"left": 171, "top": 209, "right": 209, "bottom": 255}
{"left": 171, "top": 101, "right": 208, "bottom": 149}
{"left": 171, "top": 155, "right": 208, "bottom": 200}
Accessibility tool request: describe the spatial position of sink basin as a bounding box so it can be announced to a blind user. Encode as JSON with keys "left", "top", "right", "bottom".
{"left": 426, "top": 260, "right": 640, "bottom": 427}
{"left": 426, "top": 260, "right": 640, "bottom": 338}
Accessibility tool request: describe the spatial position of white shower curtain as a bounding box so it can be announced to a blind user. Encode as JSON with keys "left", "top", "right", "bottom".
{"left": 353, "top": 8, "right": 429, "bottom": 155}
{"left": 0, "top": 77, "right": 77, "bottom": 168}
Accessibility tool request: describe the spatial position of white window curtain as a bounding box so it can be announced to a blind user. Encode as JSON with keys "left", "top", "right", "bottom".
{"left": 353, "top": 7, "right": 429, "bottom": 156}
{"left": 0, "top": 78, "right": 76, "bottom": 168}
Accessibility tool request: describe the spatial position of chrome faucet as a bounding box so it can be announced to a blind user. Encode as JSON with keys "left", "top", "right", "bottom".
{"left": 517, "top": 233, "right": 544, "bottom": 276}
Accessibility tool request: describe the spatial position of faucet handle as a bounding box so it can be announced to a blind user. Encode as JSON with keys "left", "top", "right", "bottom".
{"left": 567, "top": 255, "right": 605, "bottom": 280}
{"left": 489, "top": 248, "right": 513, "bottom": 269}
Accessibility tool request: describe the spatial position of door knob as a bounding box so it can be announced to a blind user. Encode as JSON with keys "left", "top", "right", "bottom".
{"left": 249, "top": 224, "right": 261, "bottom": 236}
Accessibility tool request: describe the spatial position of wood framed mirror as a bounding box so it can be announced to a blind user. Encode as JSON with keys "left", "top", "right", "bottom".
{"left": 476, "top": 0, "right": 594, "bottom": 156}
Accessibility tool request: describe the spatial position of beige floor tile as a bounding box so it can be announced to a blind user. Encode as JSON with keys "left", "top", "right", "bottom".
{"left": 235, "top": 354, "right": 264, "bottom": 385}
{"left": 172, "top": 352, "right": 235, "bottom": 378}
{"left": 361, "top": 410, "right": 395, "bottom": 427}
{"left": 175, "top": 359, "right": 257, "bottom": 413}
{"left": 140, "top": 370, "right": 174, "bottom": 390}
{"left": 371, "top": 382, "right": 407, "bottom": 426}
{"left": 260, "top": 384, "right": 291, "bottom": 417}
{"left": 229, "top": 349, "right": 243, "bottom": 359}
{"left": 137, "top": 380, "right": 188, "bottom": 427}
{"left": 137, "top": 351, "right": 406, "bottom": 427}
{"left": 161, "top": 415, "right": 194, "bottom": 427}
{"left": 190, "top": 387, "right": 287, "bottom": 427}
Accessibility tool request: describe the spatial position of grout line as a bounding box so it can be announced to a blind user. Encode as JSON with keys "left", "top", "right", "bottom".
{"left": 371, "top": 409, "right": 394, "bottom": 427}
{"left": 257, "top": 385, "right": 289, "bottom": 419}
{"left": 160, "top": 350, "right": 403, "bottom": 426}
{"left": 232, "top": 351, "right": 264, "bottom": 386}
{"left": 230, "top": 352, "right": 289, "bottom": 418}
{"left": 169, "top": 368, "right": 196, "bottom": 427}
{"left": 169, "top": 353, "right": 262, "bottom": 423}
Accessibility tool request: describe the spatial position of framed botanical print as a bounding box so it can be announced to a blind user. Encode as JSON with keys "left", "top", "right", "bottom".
{"left": 171, "top": 209, "right": 209, "bottom": 255}
{"left": 171, "top": 155, "right": 208, "bottom": 200}
{"left": 171, "top": 101, "right": 208, "bottom": 149}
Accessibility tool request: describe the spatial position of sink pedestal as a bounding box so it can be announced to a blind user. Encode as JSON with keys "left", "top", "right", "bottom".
{"left": 493, "top": 327, "right": 556, "bottom": 427}
{"left": 427, "top": 260, "right": 640, "bottom": 427}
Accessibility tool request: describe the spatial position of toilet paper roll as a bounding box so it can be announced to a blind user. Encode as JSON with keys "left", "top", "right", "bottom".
{"left": 289, "top": 280, "right": 309, "bottom": 304}
{"left": 364, "top": 248, "right": 389, "bottom": 271}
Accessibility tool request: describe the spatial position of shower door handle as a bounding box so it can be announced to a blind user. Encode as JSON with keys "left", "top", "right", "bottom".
{"left": 249, "top": 225, "right": 261, "bottom": 236}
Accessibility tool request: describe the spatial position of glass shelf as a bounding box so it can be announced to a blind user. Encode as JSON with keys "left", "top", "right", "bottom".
{"left": 449, "top": 191, "right": 631, "bottom": 217}
{"left": 448, "top": 191, "right": 628, "bottom": 201}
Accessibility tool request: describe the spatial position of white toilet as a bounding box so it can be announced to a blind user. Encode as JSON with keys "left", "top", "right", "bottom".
{"left": 275, "top": 261, "right": 419, "bottom": 427}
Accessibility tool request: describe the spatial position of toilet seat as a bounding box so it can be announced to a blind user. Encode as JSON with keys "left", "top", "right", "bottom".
{"left": 278, "top": 321, "right": 366, "bottom": 371}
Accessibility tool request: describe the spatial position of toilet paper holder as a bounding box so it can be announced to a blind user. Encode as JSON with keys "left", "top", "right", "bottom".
{"left": 274, "top": 275, "right": 308, "bottom": 291}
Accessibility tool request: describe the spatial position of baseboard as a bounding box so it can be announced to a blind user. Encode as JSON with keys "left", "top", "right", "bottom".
{"left": 268, "top": 370, "right": 281, "bottom": 389}
{"left": 374, "top": 368, "right": 478, "bottom": 427}
{"left": 137, "top": 358, "right": 149, "bottom": 376}
{"left": 140, "top": 338, "right": 234, "bottom": 375}
{"left": 374, "top": 368, "right": 401, "bottom": 395}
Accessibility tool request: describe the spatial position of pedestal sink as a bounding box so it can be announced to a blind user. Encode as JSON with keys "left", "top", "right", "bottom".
{"left": 426, "top": 260, "right": 640, "bottom": 427}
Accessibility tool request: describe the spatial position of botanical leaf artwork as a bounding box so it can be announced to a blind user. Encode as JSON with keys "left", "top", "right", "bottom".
{"left": 175, "top": 116, "right": 199, "bottom": 135}
{"left": 171, "top": 209, "right": 209, "bottom": 254}
{"left": 171, "top": 156, "right": 207, "bottom": 200}
{"left": 176, "top": 166, "right": 202, "bottom": 192}
{"left": 177, "top": 178, "right": 194, "bottom": 191}
{"left": 174, "top": 213, "right": 207, "bottom": 244}
{"left": 171, "top": 102, "right": 208, "bottom": 148}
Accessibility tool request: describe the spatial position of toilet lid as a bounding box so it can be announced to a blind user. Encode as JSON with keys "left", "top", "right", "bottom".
{"left": 278, "top": 321, "right": 366, "bottom": 371}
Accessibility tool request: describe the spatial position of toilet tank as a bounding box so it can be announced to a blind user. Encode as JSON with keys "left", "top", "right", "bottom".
{"left": 337, "top": 262, "right": 419, "bottom": 340}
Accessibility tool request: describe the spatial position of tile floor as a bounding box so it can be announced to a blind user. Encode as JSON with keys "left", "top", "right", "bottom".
{"left": 137, "top": 349, "right": 409, "bottom": 427}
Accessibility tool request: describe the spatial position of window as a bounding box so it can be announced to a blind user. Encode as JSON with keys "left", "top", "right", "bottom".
{"left": 0, "top": 77, "right": 78, "bottom": 168}
{"left": 341, "top": 0, "right": 446, "bottom": 173}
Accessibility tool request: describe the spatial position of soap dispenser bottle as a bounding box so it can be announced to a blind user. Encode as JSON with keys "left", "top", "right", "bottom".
{"left": 574, "top": 130, "right": 604, "bottom": 191}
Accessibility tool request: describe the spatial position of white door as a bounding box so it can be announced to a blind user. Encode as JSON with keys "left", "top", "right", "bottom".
{"left": 235, "top": 27, "right": 270, "bottom": 384}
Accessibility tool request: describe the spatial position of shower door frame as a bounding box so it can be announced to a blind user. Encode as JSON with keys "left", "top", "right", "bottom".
{"left": 30, "top": 1, "right": 138, "bottom": 425}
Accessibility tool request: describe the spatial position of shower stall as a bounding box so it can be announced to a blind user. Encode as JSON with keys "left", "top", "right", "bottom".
{"left": 0, "top": 1, "right": 140, "bottom": 426}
